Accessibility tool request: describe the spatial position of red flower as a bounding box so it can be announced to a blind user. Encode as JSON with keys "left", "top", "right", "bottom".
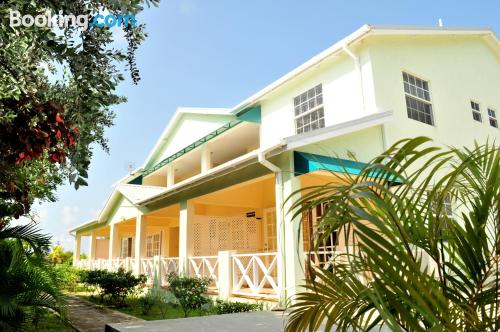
{"left": 73, "top": 127, "right": 79, "bottom": 134}
{"left": 56, "top": 130, "right": 61, "bottom": 139}
{"left": 55, "top": 113, "right": 64, "bottom": 124}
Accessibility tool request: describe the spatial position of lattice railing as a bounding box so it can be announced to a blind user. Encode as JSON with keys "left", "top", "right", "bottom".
{"left": 140, "top": 258, "right": 154, "bottom": 284}
{"left": 232, "top": 252, "right": 279, "bottom": 298}
{"left": 188, "top": 256, "right": 219, "bottom": 289}
{"left": 304, "top": 246, "right": 352, "bottom": 271}
{"left": 160, "top": 257, "right": 179, "bottom": 286}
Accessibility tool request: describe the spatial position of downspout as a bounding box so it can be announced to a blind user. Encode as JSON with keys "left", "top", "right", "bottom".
{"left": 342, "top": 43, "right": 366, "bottom": 114}
{"left": 258, "top": 150, "right": 287, "bottom": 307}
{"left": 343, "top": 43, "right": 391, "bottom": 151}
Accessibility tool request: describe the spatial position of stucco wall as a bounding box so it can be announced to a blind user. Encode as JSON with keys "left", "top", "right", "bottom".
{"left": 369, "top": 35, "right": 500, "bottom": 149}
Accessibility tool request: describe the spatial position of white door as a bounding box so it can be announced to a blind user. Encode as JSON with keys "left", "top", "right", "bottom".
{"left": 263, "top": 208, "right": 277, "bottom": 252}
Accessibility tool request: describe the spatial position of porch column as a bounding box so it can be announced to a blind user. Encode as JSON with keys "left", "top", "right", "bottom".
{"left": 178, "top": 200, "right": 193, "bottom": 275}
{"left": 276, "top": 172, "right": 305, "bottom": 305}
{"left": 134, "top": 212, "right": 146, "bottom": 275}
{"left": 73, "top": 234, "right": 81, "bottom": 267}
{"left": 109, "top": 223, "right": 119, "bottom": 260}
{"left": 201, "top": 144, "right": 212, "bottom": 173}
{"left": 166, "top": 164, "right": 174, "bottom": 187}
{"left": 88, "top": 231, "right": 97, "bottom": 260}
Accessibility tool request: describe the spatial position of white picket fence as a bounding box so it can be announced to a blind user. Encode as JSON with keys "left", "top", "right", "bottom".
{"left": 160, "top": 257, "right": 180, "bottom": 286}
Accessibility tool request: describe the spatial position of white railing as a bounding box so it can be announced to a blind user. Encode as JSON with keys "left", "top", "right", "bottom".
{"left": 232, "top": 252, "right": 279, "bottom": 298}
{"left": 140, "top": 258, "right": 155, "bottom": 284}
{"left": 109, "top": 258, "right": 125, "bottom": 271}
{"left": 188, "top": 256, "right": 219, "bottom": 289}
{"left": 304, "top": 246, "right": 352, "bottom": 271}
{"left": 160, "top": 257, "right": 179, "bottom": 286}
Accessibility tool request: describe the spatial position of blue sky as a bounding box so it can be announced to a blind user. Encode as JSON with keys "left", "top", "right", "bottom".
{"left": 28, "top": 0, "right": 500, "bottom": 252}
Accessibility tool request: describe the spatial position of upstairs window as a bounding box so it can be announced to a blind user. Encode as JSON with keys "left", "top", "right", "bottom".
{"left": 403, "top": 72, "right": 434, "bottom": 125}
{"left": 471, "top": 101, "right": 482, "bottom": 122}
{"left": 488, "top": 108, "right": 498, "bottom": 128}
{"left": 294, "top": 84, "right": 325, "bottom": 134}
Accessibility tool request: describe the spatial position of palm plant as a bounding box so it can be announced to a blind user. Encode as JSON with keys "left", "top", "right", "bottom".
{"left": 0, "top": 223, "right": 65, "bottom": 330}
{"left": 286, "top": 137, "right": 499, "bottom": 331}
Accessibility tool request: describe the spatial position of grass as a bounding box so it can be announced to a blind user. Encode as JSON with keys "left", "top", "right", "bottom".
{"left": 25, "top": 309, "right": 75, "bottom": 332}
{"left": 78, "top": 294, "right": 211, "bottom": 321}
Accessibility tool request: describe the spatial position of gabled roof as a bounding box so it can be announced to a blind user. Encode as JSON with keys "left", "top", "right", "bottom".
{"left": 116, "top": 184, "right": 168, "bottom": 205}
{"left": 230, "top": 24, "right": 500, "bottom": 115}
{"left": 142, "top": 107, "right": 233, "bottom": 170}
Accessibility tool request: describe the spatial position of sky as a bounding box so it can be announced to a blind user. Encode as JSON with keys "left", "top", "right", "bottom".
{"left": 24, "top": 0, "right": 500, "bottom": 253}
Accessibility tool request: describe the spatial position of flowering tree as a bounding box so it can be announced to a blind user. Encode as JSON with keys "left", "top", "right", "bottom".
{"left": 0, "top": 0, "right": 159, "bottom": 221}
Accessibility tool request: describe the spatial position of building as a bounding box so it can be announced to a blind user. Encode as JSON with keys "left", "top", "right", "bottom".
{"left": 70, "top": 25, "right": 500, "bottom": 305}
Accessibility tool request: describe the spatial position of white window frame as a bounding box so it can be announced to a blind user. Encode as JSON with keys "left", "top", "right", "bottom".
{"left": 121, "top": 237, "right": 133, "bottom": 258}
{"left": 487, "top": 108, "right": 498, "bottom": 128}
{"left": 471, "top": 101, "right": 482, "bottom": 122}
{"left": 146, "top": 232, "right": 161, "bottom": 257}
{"left": 293, "top": 84, "right": 325, "bottom": 134}
{"left": 403, "top": 72, "right": 434, "bottom": 126}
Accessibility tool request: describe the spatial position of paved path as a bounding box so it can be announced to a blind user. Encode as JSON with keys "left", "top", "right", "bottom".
{"left": 65, "top": 296, "right": 143, "bottom": 332}
{"left": 107, "top": 311, "right": 292, "bottom": 332}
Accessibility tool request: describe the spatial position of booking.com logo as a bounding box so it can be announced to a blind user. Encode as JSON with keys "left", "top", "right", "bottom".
{"left": 9, "top": 9, "right": 136, "bottom": 30}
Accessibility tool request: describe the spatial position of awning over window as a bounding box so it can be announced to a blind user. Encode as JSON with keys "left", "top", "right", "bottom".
{"left": 293, "top": 151, "right": 403, "bottom": 185}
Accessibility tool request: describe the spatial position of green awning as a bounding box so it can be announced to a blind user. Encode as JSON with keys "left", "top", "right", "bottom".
{"left": 294, "top": 151, "right": 402, "bottom": 185}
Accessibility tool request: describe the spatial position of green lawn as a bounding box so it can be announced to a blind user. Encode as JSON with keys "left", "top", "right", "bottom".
{"left": 79, "top": 294, "right": 211, "bottom": 321}
{"left": 25, "top": 309, "right": 75, "bottom": 332}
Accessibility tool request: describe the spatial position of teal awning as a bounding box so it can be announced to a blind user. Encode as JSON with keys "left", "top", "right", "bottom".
{"left": 236, "top": 105, "right": 261, "bottom": 123}
{"left": 293, "top": 152, "right": 402, "bottom": 185}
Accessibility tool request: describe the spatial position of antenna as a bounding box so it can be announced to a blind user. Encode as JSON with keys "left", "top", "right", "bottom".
{"left": 438, "top": 18, "right": 444, "bottom": 28}
{"left": 124, "top": 161, "right": 136, "bottom": 174}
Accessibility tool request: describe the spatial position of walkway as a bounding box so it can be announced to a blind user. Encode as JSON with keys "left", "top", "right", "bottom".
{"left": 65, "top": 295, "right": 143, "bottom": 332}
{"left": 106, "top": 311, "right": 287, "bottom": 332}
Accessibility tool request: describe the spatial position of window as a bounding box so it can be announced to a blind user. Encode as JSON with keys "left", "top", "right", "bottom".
{"left": 443, "top": 194, "right": 453, "bottom": 218}
{"left": 121, "top": 237, "right": 133, "bottom": 258}
{"left": 471, "top": 101, "right": 482, "bottom": 122}
{"left": 294, "top": 84, "right": 325, "bottom": 134}
{"left": 403, "top": 72, "right": 434, "bottom": 125}
{"left": 488, "top": 108, "right": 498, "bottom": 128}
{"left": 146, "top": 233, "right": 161, "bottom": 257}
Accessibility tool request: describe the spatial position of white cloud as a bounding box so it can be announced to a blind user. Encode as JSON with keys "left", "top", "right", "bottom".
{"left": 61, "top": 206, "right": 79, "bottom": 225}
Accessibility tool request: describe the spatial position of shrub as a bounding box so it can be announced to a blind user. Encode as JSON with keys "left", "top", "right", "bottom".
{"left": 53, "top": 264, "right": 81, "bottom": 292}
{"left": 80, "top": 268, "right": 146, "bottom": 306}
{"left": 167, "top": 273, "right": 210, "bottom": 317}
{"left": 213, "top": 299, "right": 263, "bottom": 315}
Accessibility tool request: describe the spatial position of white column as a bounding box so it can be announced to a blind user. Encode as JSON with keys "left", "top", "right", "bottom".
{"left": 201, "top": 144, "right": 212, "bottom": 173}
{"left": 134, "top": 212, "right": 146, "bottom": 275}
{"left": 109, "top": 223, "right": 119, "bottom": 260}
{"left": 276, "top": 172, "right": 305, "bottom": 306}
{"left": 73, "top": 234, "right": 81, "bottom": 267}
{"left": 166, "top": 164, "right": 175, "bottom": 187}
{"left": 218, "top": 250, "right": 236, "bottom": 299}
{"left": 88, "top": 231, "right": 97, "bottom": 260}
{"left": 178, "top": 200, "right": 193, "bottom": 275}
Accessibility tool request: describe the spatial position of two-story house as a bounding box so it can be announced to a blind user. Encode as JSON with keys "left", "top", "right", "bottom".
{"left": 70, "top": 25, "right": 500, "bottom": 305}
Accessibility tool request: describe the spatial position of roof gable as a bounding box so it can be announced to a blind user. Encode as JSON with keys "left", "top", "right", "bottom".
{"left": 142, "top": 107, "right": 234, "bottom": 170}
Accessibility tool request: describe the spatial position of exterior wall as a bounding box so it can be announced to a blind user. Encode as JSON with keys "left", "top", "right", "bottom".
{"left": 95, "top": 239, "right": 109, "bottom": 259}
{"left": 369, "top": 35, "right": 500, "bottom": 149}
{"left": 150, "top": 113, "right": 233, "bottom": 166}
{"left": 259, "top": 47, "right": 377, "bottom": 148}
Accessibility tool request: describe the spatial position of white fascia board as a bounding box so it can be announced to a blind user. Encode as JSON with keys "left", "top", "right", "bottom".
{"left": 68, "top": 219, "right": 98, "bottom": 234}
{"left": 283, "top": 111, "right": 393, "bottom": 150}
{"left": 229, "top": 25, "right": 499, "bottom": 115}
